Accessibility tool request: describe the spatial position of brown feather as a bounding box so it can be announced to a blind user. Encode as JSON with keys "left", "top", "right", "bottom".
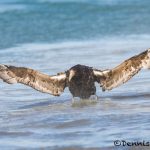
{"left": 94, "top": 49, "right": 150, "bottom": 91}
{"left": 0, "top": 65, "right": 66, "bottom": 96}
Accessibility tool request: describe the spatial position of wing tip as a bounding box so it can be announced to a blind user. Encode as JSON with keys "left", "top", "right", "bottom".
{"left": 0, "top": 64, "right": 18, "bottom": 84}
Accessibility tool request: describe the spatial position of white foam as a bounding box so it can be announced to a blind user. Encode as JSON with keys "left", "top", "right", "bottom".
{"left": 1, "top": 34, "right": 150, "bottom": 53}
{"left": 0, "top": 4, "right": 26, "bottom": 13}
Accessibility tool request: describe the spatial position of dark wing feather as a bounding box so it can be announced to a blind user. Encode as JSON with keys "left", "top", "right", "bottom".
{"left": 93, "top": 49, "right": 150, "bottom": 91}
{"left": 0, "top": 65, "right": 67, "bottom": 96}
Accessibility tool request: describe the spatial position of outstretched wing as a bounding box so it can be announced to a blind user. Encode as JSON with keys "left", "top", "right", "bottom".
{"left": 93, "top": 49, "right": 150, "bottom": 91}
{"left": 0, "top": 65, "right": 67, "bottom": 96}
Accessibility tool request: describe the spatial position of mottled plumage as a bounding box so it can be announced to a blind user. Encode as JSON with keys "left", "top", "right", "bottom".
{"left": 0, "top": 49, "right": 150, "bottom": 99}
{"left": 94, "top": 49, "right": 150, "bottom": 91}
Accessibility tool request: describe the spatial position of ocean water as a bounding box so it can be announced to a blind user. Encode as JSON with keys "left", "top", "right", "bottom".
{"left": 0, "top": 0, "right": 150, "bottom": 149}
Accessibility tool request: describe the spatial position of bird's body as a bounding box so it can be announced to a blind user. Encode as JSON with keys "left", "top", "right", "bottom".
{"left": 66, "top": 65, "right": 96, "bottom": 99}
{"left": 0, "top": 49, "right": 150, "bottom": 99}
